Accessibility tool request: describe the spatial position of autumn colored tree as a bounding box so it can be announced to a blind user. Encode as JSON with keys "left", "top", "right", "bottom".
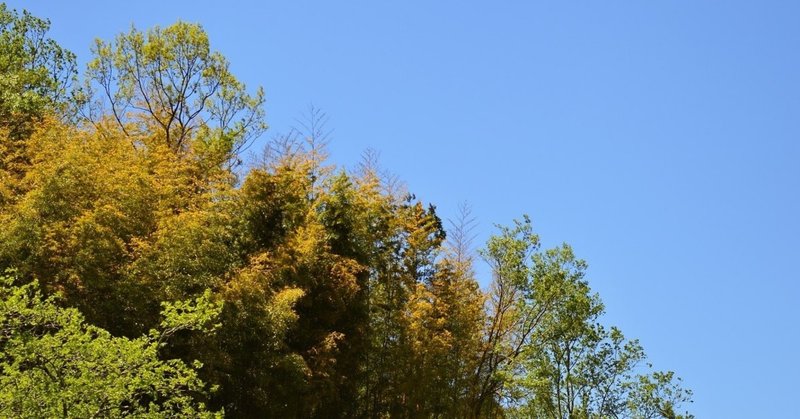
{"left": 401, "top": 205, "right": 485, "bottom": 417}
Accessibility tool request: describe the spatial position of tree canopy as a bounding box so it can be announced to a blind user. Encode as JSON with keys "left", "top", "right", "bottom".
{"left": 0, "top": 5, "right": 693, "bottom": 418}
{"left": 83, "top": 21, "right": 266, "bottom": 161}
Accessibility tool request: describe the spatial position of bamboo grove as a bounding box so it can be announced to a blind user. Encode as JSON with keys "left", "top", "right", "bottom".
{"left": 0, "top": 5, "right": 692, "bottom": 418}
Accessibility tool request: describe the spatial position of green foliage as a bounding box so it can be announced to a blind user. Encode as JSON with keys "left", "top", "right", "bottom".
{"left": 0, "top": 272, "right": 221, "bottom": 418}
{"left": 625, "top": 370, "right": 695, "bottom": 419}
{"left": 0, "top": 3, "right": 76, "bottom": 135}
{"left": 84, "top": 21, "right": 266, "bottom": 159}
{"left": 480, "top": 218, "right": 693, "bottom": 419}
{"left": 155, "top": 289, "right": 223, "bottom": 343}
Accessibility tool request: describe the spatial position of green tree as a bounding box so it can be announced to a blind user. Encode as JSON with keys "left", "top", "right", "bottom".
{"left": 512, "top": 244, "right": 694, "bottom": 419}
{"left": 85, "top": 21, "right": 266, "bottom": 161}
{"left": 0, "top": 272, "right": 222, "bottom": 418}
{"left": 0, "top": 3, "right": 76, "bottom": 135}
{"left": 625, "top": 371, "right": 694, "bottom": 419}
{"left": 474, "top": 218, "right": 693, "bottom": 419}
{"left": 471, "top": 216, "right": 549, "bottom": 417}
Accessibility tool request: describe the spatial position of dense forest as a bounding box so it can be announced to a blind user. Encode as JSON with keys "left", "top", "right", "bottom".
{"left": 0, "top": 5, "right": 692, "bottom": 418}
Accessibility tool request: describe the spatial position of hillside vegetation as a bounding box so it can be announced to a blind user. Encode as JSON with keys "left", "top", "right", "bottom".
{"left": 0, "top": 5, "right": 692, "bottom": 418}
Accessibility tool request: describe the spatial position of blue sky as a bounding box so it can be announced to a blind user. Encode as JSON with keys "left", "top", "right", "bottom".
{"left": 13, "top": 1, "right": 800, "bottom": 416}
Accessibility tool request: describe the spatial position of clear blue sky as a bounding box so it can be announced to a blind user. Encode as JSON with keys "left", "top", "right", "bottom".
{"left": 13, "top": 1, "right": 800, "bottom": 416}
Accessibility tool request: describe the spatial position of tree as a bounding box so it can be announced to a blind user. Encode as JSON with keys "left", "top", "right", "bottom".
{"left": 363, "top": 195, "right": 447, "bottom": 417}
{"left": 84, "top": 21, "right": 266, "bottom": 160}
{"left": 0, "top": 3, "right": 76, "bottom": 135}
{"left": 197, "top": 254, "right": 307, "bottom": 417}
{"left": 470, "top": 216, "right": 549, "bottom": 417}
{"left": 512, "top": 245, "right": 694, "bottom": 419}
{"left": 0, "top": 114, "right": 236, "bottom": 335}
{"left": 399, "top": 203, "right": 484, "bottom": 417}
{"left": 0, "top": 4, "right": 77, "bottom": 204}
{"left": 625, "top": 371, "right": 694, "bottom": 419}
{"left": 0, "top": 272, "right": 222, "bottom": 418}
{"left": 475, "top": 219, "right": 694, "bottom": 419}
